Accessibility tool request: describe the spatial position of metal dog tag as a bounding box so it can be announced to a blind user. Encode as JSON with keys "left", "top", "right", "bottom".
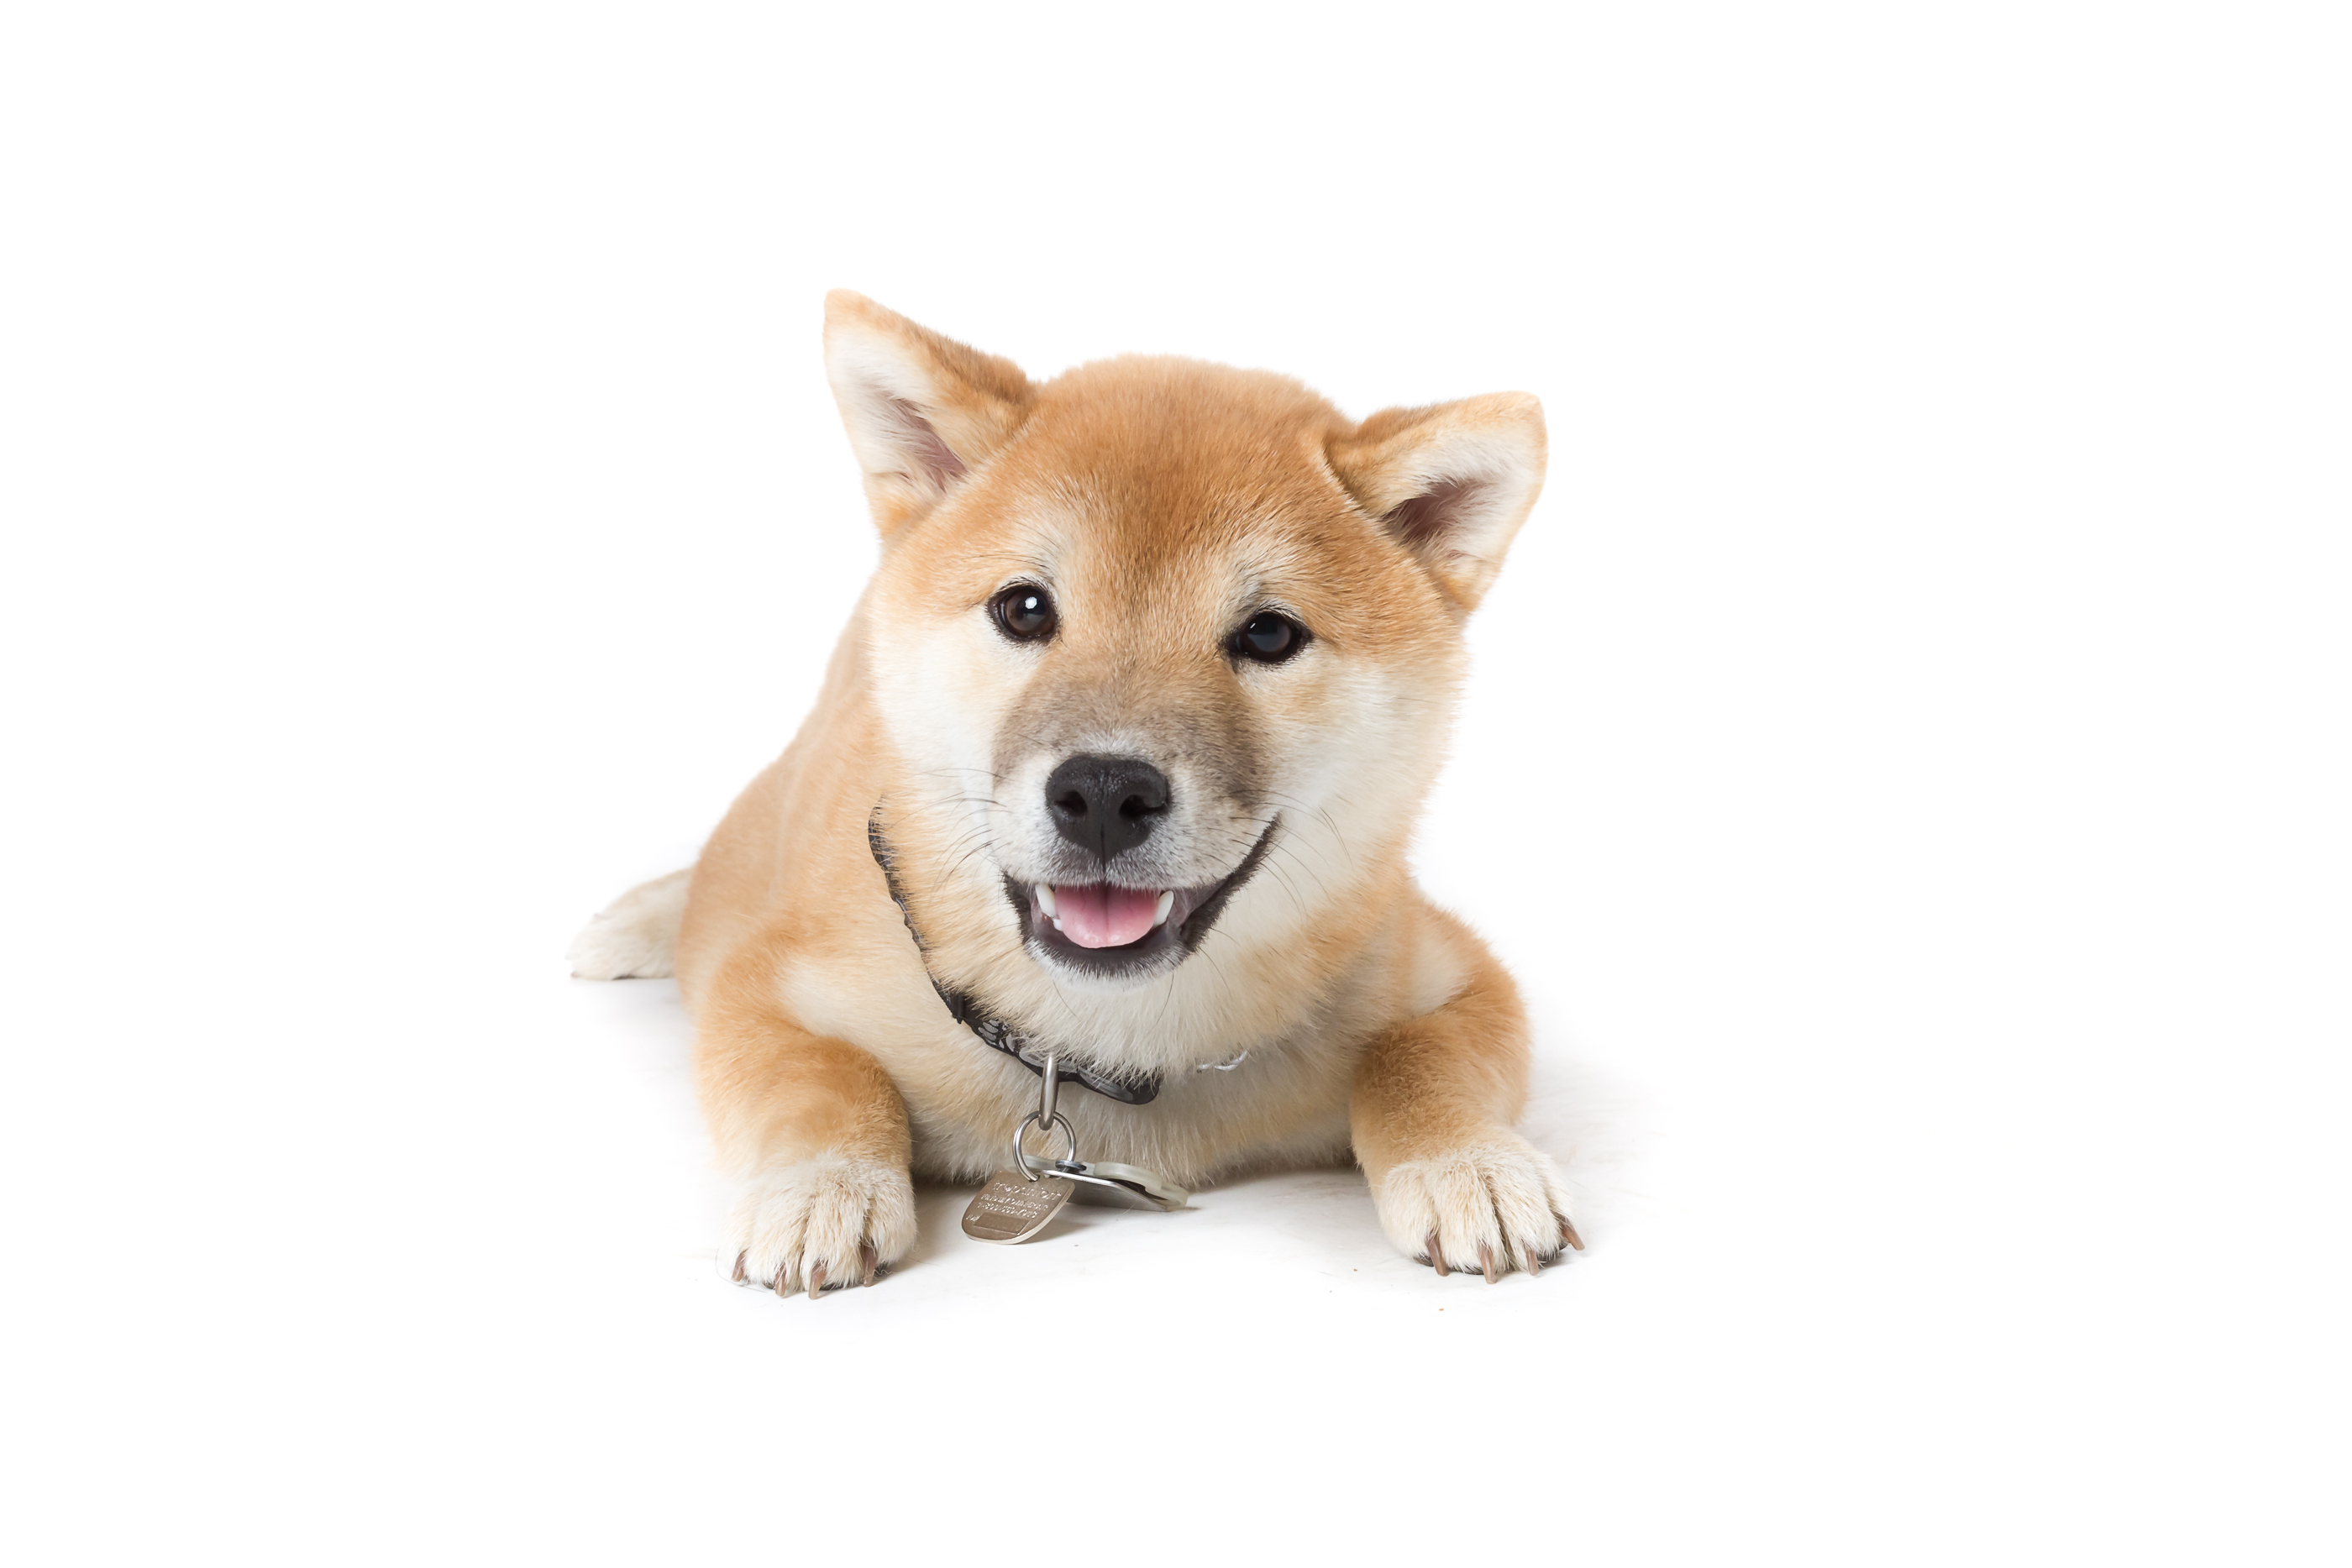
{"left": 961, "top": 1170, "right": 1074, "bottom": 1243}
{"left": 1051, "top": 1159, "right": 1191, "bottom": 1211}
{"left": 963, "top": 1053, "right": 1188, "bottom": 1240}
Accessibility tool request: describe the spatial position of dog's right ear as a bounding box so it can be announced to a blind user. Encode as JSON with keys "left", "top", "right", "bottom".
{"left": 823, "top": 291, "right": 1036, "bottom": 538}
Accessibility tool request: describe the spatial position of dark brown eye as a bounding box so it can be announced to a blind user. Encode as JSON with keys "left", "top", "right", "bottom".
{"left": 991, "top": 585, "right": 1057, "bottom": 642}
{"left": 1232, "top": 611, "right": 1305, "bottom": 663}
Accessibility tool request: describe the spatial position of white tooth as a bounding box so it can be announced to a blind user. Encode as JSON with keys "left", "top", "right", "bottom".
{"left": 1153, "top": 891, "right": 1173, "bottom": 928}
{"left": 1036, "top": 885, "right": 1058, "bottom": 917}
{"left": 1051, "top": 917, "right": 1065, "bottom": 934}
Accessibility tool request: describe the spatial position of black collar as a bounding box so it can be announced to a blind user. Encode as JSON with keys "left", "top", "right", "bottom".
{"left": 868, "top": 807, "right": 1164, "bottom": 1104}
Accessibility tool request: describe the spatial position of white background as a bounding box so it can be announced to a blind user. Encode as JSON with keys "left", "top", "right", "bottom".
{"left": 4, "top": 4, "right": 2346, "bottom": 1563}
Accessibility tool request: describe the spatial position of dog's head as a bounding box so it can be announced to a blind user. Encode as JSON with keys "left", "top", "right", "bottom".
{"left": 831, "top": 292, "right": 1544, "bottom": 994}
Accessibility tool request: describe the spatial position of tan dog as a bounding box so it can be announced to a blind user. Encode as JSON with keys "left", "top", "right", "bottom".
{"left": 570, "top": 292, "right": 1579, "bottom": 1294}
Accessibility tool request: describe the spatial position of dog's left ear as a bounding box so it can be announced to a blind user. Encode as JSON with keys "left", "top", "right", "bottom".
{"left": 1326, "top": 392, "right": 1547, "bottom": 611}
{"left": 823, "top": 291, "right": 1036, "bottom": 538}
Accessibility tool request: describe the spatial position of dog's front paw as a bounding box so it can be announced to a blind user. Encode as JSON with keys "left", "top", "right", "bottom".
{"left": 723, "top": 1156, "right": 916, "bottom": 1298}
{"left": 1373, "top": 1136, "right": 1583, "bottom": 1281}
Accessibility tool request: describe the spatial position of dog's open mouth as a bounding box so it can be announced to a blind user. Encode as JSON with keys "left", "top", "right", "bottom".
{"left": 1040, "top": 884, "right": 1177, "bottom": 948}
{"left": 1006, "top": 817, "right": 1280, "bottom": 980}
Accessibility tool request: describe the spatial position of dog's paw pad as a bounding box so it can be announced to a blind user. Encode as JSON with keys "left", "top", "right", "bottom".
{"left": 722, "top": 1156, "right": 916, "bottom": 1298}
{"left": 1378, "top": 1137, "right": 1578, "bottom": 1280}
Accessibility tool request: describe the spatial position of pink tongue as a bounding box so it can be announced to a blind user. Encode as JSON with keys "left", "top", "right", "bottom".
{"left": 1053, "top": 884, "right": 1163, "bottom": 949}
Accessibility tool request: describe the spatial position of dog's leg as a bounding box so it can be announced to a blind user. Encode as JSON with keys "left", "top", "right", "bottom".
{"left": 1352, "top": 949, "right": 1582, "bottom": 1281}
{"left": 696, "top": 948, "right": 916, "bottom": 1297}
{"left": 567, "top": 867, "right": 694, "bottom": 979}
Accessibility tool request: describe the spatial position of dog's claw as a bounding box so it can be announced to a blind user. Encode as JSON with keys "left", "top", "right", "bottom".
{"left": 771, "top": 1265, "right": 790, "bottom": 1299}
{"left": 807, "top": 1261, "right": 828, "bottom": 1298}
{"left": 859, "top": 1240, "right": 878, "bottom": 1289}
{"left": 1478, "top": 1242, "right": 1499, "bottom": 1283}
{"left": 1426, "top": 1233, "right": 1448, "bottom": 1277}
{"left": 1557, "top": 1214, "right": 1585, "bottom": 1252}
{"left": 1527, "top": 1251, "right": 1546, "bottom": 1277}
{"left": 732, "top": 1250, "right": 748, "bottom": 1283}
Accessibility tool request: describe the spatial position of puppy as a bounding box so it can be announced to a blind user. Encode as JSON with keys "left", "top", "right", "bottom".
{"left": 570, "top": 292, "right": 1579, "bottom": 1293}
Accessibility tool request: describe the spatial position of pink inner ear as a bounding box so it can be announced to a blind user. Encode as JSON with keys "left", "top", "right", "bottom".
{"left": 885, "top": 396, "right": 967, "bottom": 489}
{"left": 1386, "top": 477, "right": 1481, "bottom": 548}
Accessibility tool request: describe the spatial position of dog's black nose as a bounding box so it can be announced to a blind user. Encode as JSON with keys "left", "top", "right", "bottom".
{"left": 1045, "top": 755, "right": 1170, "bottom": 863}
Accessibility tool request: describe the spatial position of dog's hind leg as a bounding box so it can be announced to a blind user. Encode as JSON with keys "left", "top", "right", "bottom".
{"left": 567, "top": 867, "right": 693, "bottom": 979}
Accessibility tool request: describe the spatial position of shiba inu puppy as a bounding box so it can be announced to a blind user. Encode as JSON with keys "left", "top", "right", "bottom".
{"left": 570, "top": 292, "right": 1580, "bottom": 1294}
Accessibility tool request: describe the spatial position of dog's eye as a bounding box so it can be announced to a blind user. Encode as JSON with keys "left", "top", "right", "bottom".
{"left": 1232, "top": 611, "right": 1305, "bottom": 663}
{"left": 991, "top": 585, "right": 1058, "bottom": 642}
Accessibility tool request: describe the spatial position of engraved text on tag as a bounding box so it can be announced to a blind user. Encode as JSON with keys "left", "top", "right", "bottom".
{"left": 961, "top": 1170, "right": 1074, "bottom": 1243}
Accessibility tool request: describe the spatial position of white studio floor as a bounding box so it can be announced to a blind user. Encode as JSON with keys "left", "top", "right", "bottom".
{"left": 18, "top": 817, "right": 2327, "bottom": 1566}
